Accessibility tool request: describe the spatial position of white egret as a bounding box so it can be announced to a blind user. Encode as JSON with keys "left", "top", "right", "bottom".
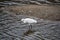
{"left": 21, "top": 18, "right": 37, "bottom": 30}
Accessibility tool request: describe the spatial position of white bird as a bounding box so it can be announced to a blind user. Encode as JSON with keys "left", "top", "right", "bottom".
{"left": 21, "top": 18, "right": 37, "bottom": 30}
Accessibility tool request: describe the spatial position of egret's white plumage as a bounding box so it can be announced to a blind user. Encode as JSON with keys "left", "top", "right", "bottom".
{"left": 21, "top": 18, "right": 37, "bottom": 30}
{"left": 21, "top": 18, "right": 37, "bottom": 24}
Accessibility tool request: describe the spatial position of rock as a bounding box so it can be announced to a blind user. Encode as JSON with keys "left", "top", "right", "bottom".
{"left": 4, "top": 5, "right": 60, "bottom": 21}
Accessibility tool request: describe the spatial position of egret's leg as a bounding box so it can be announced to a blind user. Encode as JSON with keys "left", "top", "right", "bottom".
{"left": 29, "top": 25, "right": 32, "bottom": 30}
{"left": 30, "top": 25, "right": 32, "bottom": 29}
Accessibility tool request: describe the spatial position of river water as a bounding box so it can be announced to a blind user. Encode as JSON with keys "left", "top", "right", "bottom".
{"left": 0, "top": 1, "right": 60, "bottom": 40}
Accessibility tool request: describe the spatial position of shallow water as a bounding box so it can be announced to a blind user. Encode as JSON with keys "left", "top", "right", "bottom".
{"left": 0, "top": 9, "right": 60, "bottom": 40}
{"left": 0, "top": 1, "right": 60, "bottom": 7}
{"left": 0, "top": 1, "right": 60, "bottom": 40}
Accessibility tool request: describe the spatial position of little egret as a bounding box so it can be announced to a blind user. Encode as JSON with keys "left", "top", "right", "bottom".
{"left": 21, "top": 18, "right": 37, "bottom": 30}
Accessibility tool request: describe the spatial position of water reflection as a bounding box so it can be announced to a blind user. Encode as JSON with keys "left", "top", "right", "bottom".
{"left": 0, "top": 8, "right": 60, "bottom": 40}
